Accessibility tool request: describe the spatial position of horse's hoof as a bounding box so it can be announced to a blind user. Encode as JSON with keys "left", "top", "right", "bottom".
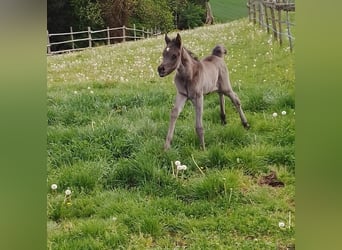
{"left": 243, "top": 122, "right": 250, "bottom": 130}
{"left": 164, "top": 143, "right": 170, "bottom": 151}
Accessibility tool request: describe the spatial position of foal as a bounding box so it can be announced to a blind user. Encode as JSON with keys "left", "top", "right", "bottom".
{"left": 158, "top": 33, "right": 249, "bottom": 150}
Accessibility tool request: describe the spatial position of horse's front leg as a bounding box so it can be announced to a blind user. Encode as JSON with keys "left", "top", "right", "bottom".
{"left": 192, "top": 94, "right": 205, "bottom": 150}
{"left": 164, "top": 93, "right": 187, "bottom": 150}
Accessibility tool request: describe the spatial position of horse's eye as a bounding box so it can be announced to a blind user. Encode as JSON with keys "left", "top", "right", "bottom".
{"left": 172, "top": 54, "right": 177, "bottom": 60}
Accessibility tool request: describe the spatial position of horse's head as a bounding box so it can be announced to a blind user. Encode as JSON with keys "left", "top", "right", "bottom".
{"left": 157, "top": 33, "right": 182, "bottom": 77}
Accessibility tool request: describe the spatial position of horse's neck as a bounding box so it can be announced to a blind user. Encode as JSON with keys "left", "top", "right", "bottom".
{"left": 178, "top": 47, "right": 196, "bottom": 76}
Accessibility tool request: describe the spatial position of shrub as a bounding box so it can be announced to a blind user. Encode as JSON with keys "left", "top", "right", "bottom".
{"left": 129, "top": 0, "right": 174, "bottom": 32}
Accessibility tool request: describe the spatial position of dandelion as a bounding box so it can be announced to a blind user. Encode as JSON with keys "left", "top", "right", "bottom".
{"left": 278, "top": 221, "right": 285, "bottom": 228}
{"left": 281, "top": 111, "right": 287, "bottom": 115}
{"left": 90, "top": 90, "right": 94, "bottom": 94}
{"left": 65, "top": 189, "right": 72, "bottom": 196}
{"left": 51, "top": 184, "right": 57, "bottom": 190}
{"left": 174, "top": 160, "right": 181, "bottom": 166}
{"left": 272, "top": 112, "right": 278, "bottom": 118}
{"left": 177, "top": 165, "right": 187, "bottom": 171}
{"left": 74, "top": 91, "right": 78, "bottom": 94}
{"left": 64, "top": 188, "right": 72, "bottom": 205}
{"left": 87, "top": 86, "right": 91, "bottom": 90}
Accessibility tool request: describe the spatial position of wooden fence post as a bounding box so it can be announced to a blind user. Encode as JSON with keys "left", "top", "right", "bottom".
{"left": 122, "top": 25, "right": 126, "bottom": 42}
{"left": 277, "top": 4, "right": 283, "bottom": 46}
{"left": 264, "top": 3, "right": 270, "bottom": 34}
{"left": 133, "top": 24, "right": 137, "bottom": 41}
{"left": 253, "top": 3, "right": 256, "bottom": 24}
{"left": 70, "top": 26, "right": 75, "bottom": 50}
{"left": 286, "top": 10, "right": 293, "bottom": 51}
{"left": 107, "top": 27, "right": 110, "bottom": 45}
{"left": 88, "top": 26, "right": 92, "bottom": 47}
{"left": 247, "top": 0, "right": 251, "bottom": 22}
{"left": 270, "top": 3, "right": 277, "bottom": 40}
{"left": 142, "top": 27, "right": 145, "bottom": 39}
{"left": 47, "top": 30, "right": 51, "bottom": 54}
{"left": 258, "top": 2, "right": 263, "bottom": 27}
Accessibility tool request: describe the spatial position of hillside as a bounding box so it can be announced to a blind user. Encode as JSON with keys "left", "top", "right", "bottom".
{"left": 47, "top": 18, "right": 295, "bottom": 249}
{"left": 211, "top": 0, "right": 248, "bottom": 23}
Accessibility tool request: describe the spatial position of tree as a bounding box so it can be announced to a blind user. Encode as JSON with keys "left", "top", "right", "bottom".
{"left": 99, "top": 0, "right": 135, "bottom": 43}
{"left": 47, "top": 0, "right": 75, "bottom": 33}
{"left": 70, "top": 0, "right": 104, "bottom": 30}
{"left": 205, "top": 0, "right": 214, "bottom": 25}
{"left": 178, "top": 2, "right": 205, "bottom": 29}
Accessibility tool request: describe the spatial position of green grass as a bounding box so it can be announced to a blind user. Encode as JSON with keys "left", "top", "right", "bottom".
{"left": 47, "top": 18, "right": 295, "bottom": 249}
{"left": 211, "top": 0, "right": 248, "bottom": 23}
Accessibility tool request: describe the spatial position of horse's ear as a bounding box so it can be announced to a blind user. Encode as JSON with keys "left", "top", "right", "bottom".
{"left": 165, "top": 34, "right": 171, "bottom": 44}
{"left": 175, "top": 33, "right": 182, "bottom": 48}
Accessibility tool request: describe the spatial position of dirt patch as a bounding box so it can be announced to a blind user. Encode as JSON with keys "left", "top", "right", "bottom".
{"left": 258, "top": 171, "right": 284, "bottom": 187}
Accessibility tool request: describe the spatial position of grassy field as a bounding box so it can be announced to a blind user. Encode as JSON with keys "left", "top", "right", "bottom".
{"left": 211, "top": 0, "right": 248, "bottom": 23}
{"left": 47, "top": 18, "right": 295, "bottom": 249}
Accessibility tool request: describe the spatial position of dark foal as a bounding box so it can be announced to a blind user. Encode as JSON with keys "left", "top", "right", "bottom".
{"left": 158, "top": 33, "right": 249, "bottom": 150}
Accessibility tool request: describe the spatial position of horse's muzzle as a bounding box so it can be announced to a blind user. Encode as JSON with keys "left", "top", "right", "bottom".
{"left": 157, "top": 65, "right": 166, "bottom": 77}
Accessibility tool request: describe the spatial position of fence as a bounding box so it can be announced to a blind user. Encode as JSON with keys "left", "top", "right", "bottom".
{"left": 247, "top": 0, "right": 295, "bottom": 51}
{"left": 47, "top": 25, "right": 161, "bottom": 55}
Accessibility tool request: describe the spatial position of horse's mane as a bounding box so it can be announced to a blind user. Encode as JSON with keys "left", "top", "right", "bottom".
{"left": 183, "top": 47, "right": 199, "bottom": 61}
{"left": 169, "top": 36, "right": 199, "bottom": 61}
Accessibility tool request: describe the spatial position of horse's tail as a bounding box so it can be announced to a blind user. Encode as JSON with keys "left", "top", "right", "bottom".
{"left": 212, "top": 45, "right": 227, "bottom": 58}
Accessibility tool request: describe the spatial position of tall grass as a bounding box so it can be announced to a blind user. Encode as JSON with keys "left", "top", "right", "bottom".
{"left": 47, "top": 18, "right": 295, "bottom": 249}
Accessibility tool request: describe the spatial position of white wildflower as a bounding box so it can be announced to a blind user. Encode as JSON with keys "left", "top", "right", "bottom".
{"left": 278, "top": 221, "right": 285, "bottom": 228}
{"left": 272, "top": 112, "right": 278, "bottom": 118}
{"left": 51, "top": 184, "right": 57, "bottom": 190}
{"left": 281, "top": 111, "right": 287, "bottom": 115}
{"left": 65, "top": 189, "right": 72, "bottom": 196}
{"left": 174, "top": 161, "right": 181, "bottom": 166}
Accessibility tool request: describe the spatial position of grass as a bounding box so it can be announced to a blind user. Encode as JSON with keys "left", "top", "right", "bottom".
{"left": 211, "top": 0, "right": 248, "bottom": 23}
{"left": 47, "top": 18, "right": 295, "bottom": 249}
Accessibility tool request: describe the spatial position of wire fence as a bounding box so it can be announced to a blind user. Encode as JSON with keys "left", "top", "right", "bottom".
{"left": 47, "top": 25, "right": 161, "bottom": 55}
{"left": 247, "top": 0, "right": 295, "bottom": 51}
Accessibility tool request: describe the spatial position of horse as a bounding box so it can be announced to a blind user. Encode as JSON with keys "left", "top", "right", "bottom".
{"left": 157, "top": 33, "right": 249, "bottom": 150}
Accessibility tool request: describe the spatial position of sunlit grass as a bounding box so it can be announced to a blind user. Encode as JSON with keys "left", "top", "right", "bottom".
{"left": 47, "top": 17, "right": 295, "bottom": 249}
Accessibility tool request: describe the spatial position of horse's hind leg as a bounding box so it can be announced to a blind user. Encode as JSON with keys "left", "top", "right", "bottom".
{"left": 219, "top": 93, "right": 227, "bottom": 125}
{"left": 225, "top": 90, "right": 250, "bottom": 129}
{"left": 192, "top": 95, "right": 205, "bottom": 150}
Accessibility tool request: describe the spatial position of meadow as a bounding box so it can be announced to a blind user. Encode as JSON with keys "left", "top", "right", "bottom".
{"left": 211, "top": 0, "right": 248, "bottom": 23}
{"left": 47, "top": 18, "right": 295, "bottom": 249}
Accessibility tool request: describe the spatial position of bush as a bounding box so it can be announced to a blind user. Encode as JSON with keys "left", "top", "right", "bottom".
{"left": 178, "top": 2, "right": 205, "bottom": 29}
{"left": 129, "top": 0, "right": 174, "bottom": 32}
